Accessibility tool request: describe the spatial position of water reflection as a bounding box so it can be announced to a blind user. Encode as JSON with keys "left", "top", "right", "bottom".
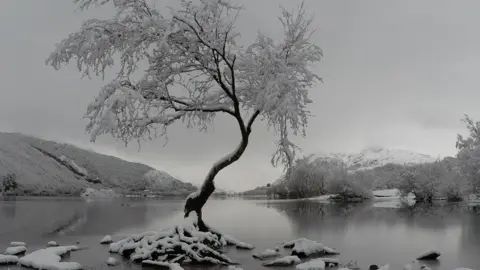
{"left": 261, "top": 200, "right": 479, "bottom": 270}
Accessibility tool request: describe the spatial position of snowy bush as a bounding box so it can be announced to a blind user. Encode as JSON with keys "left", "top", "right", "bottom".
{"left": 398, "top": 160, "right": 466, "bottom": 202}
{"left": 2, "top": 173, "right": 18, "bottom": 192}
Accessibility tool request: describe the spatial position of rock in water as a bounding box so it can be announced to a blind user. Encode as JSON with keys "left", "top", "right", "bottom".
{"left": 0, "top": 254, "right": 19, "bottom": 265}
{"left": 106, "top": 257, "right": 117, "bottom": 266}
{"left": 283, "top": 238, "right": 339, "bottom": 258}
{"left": 296, "top": 258, "right": 325, "bottom": 270}
{"left": 47, "top": 241, "right": 58, "bottom": 247}
{"left": 5, "top": 246, "right": 27, "bottom": 255}
{"left": 416, "top": 250, "right": 441, "bottom": 260}
{"left": 263, "top": 256, "right": 301, "bottom": 267}
{"left": 252, "top": 247, "right": 280, "bottom": 260}
{"left": 101, "top": 235, "right": 113, "bottom": 244}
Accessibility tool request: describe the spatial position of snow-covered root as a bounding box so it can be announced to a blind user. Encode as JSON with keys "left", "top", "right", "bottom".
{"left": 283, "top": 238, "right": 339, "bottom": 257}
{"left": 4, "top": 245, "right": 27, "bottom": 255}
{"left": 109, "top": 212, "right": 253, "bottom": 267}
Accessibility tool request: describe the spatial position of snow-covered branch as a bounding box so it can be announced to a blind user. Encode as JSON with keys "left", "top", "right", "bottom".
{"left": 47, "top": 0, "right": 322, "bottom": 170}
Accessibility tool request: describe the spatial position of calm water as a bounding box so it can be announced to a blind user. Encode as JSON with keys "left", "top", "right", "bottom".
{"left": 0, "top": 197, "right": 479, "bottom": 270}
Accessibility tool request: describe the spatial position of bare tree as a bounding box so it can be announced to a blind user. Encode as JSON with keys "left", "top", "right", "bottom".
{"left": 46, "top": 0, "right": 322, "bottom": 229}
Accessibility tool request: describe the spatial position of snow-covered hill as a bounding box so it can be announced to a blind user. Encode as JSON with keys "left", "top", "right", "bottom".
{"left": 0, "top": 132, "right": 196, "bottom": 195}
{"left": 311, "top": 146, "right": 437, "bottom": 171}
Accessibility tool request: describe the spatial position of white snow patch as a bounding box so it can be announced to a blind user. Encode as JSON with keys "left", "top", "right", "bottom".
{"left": 0, "top": 254, "right": 18, "bottom": 264}
{"left": 263, "top": 255, "right": 301, "bottom": 266}
{"left": 453, "top": 268, "right": 474, "bottom": 270}
{"left": 106, "top": 257, "right": 117, "bottom": 266}
{"left": 142, "top": 260, "right": 184, "bottom": 270}
{"left": 59, "top": 155, "right": 88, "bottom": 176}
{"left": 18, "top": 245, "right": 81, "bottom": 270}
{"left": 228, "top": 266, "right": 244, "bottom": 270}
{"left": 308, "top": 194, "right": 337, "bottom": 201}
{"left": 101, "top": 235, "right": 113, "bottom": 244}
{"left": 5, "top": 246, "right": 27, "bottom": 255}
{"left": 10, "top": 241, "right": 26, "bottom": 247}
{"left": 81, "top": 188, "right": 119, "bottom": 198}
{"left": 47, "top": 241, "right": 58, "bottom": 247}
{"left": 284, "top": 238, "right": 339, "bottom": 257}
{"left": 296, "top": 258, "right": 325, "bottom": 270}
{"left": 222, "top": 234, "right": 254, "bottom": 249}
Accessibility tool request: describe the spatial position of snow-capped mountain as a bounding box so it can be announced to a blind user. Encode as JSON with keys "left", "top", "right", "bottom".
{"left": 312, "top": 146, "right": 437, "bottom": 171}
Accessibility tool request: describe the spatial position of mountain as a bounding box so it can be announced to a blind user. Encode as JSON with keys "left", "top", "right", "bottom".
{"left": 311, "top": 146, "right": 437, "bottom": 171}
{"left": 0, "top": 132, "right": 196, "bottom": 196}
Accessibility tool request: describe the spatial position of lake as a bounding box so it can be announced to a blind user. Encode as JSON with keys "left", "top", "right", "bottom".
{"left": 0, "top": 197, "right": 479, "bottom": 270}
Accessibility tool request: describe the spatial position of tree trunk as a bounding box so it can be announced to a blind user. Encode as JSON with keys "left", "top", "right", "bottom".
{"left": 184, "top": 135, "right": 249, "bottom": 231}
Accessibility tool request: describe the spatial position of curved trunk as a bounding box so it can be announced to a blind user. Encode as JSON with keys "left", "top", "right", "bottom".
{"left": 184, "top": 134, "right": 249, "bottom": 231}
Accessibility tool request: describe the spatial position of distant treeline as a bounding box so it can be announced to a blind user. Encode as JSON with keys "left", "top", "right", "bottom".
{"left": 242, "top": 115, "right": 480, "bottom": 202}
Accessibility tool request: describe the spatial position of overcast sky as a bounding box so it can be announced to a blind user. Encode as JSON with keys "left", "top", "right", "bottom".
{"left": 1, "top": 0, "right": 480, "bottom": 191}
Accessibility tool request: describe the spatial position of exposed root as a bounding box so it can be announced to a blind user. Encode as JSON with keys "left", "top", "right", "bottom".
{"left": 109, "top": 212, "right": 253, "bottom": 267}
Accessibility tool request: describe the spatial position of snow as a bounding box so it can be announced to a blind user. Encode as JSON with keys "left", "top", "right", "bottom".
{"left": 453, "top": 268, "right": 474, "bottom": 270}
{"left": 311, "top": 147, "right": 436, "bottom": 172}
{"left": 308, "top": 194, "right": 337, "bottom": 201}
{"left": 296, "top": 258, "right": 325, "bottom": 270}
{"left": 5, "top": 246, "right": 27, "bottom": 255}
{"left": 252, "top": 247, "right": 280, "bottom": 259}
{"left": 47, "top": 241, "right": 58, "bottom": 247}
{"left": 18, "top": 245, "right": 81, "bottom": 270}
{"left": 222, "top": 235, "right": 254, "bottom": 249}
{"left": 0, "top": 254, "right": 18, "bottom": 265}
{"left": 263, "top": 255, "right": 301, "bottom": 266}
{"left": 142, "top": 260, "right": 184, "bottom": 270}
{"left": 100, "top": 235, "right": 113, "bottom": 244}
{"left": 106, "top": 257, "right": 117, "bottom": 266}
{"left": 59, "top": 155, "right": 88, "bottom": 176}
{"left": 228, "top": 266, "right": 244, "bottom": 270}
{"left": 10, "top": 241, "right": 26, "bottom": 247}
{"left": 283, "top": 238, "right": 339, "bottom": 257}
{"left": 81, "top": 188, "right": 119, "bottom": 198}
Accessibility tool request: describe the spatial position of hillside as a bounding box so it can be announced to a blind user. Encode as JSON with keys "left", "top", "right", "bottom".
{"left": 0, "top": 133, "right": 196, "bottom": 196}
{"left": 245, "top": 147, "right": 438, "bottom": 194}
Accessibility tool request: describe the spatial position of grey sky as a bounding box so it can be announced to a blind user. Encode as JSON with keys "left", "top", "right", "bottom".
{"left": 1, "top": 0, "right": 479, "bottom": 191}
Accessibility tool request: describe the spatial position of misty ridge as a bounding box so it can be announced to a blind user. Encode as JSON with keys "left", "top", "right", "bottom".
{"left": 1, "top": 1, "right": 480, "bottom": 270}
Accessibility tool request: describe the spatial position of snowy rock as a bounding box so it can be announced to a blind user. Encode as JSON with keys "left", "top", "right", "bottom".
{"left": 263, "top": 255, "right": 301, "bottom": 267}
{"left": 18, "top": 245, "right": 81, "bottom": 270}
{"left": 416, "top": 250, "right": 441, "bottom": 260}
{"left": 106, "top": 257, "right": 118, "bottom": 266}
{"left": 47, "top": 241, "right": 58, "bottom": 247}
{"left": 228, "top": 266, "right": 244, "bottom": 270}
{"left": 283, "top": 238, "right": 339, "bottom": 257}
{"left": 5, "top": 246, "right": 27, "bottom": 255}
{"left": 142, "top": 260, "right": 184, "bottom": 270}
{"left": 296, "top": 258, "right": 325, "bottom": 270}
{"left": 100, "top": 235, "right": 113, "bottom": 244}
{"left": 252, "top": 247, "right": 280, "bottom": 260}
{"left": 0, "top": 254, "right": 18, "bottom": 265}
{"left": 10, "top": 241, "right": 27, "bottom": 247}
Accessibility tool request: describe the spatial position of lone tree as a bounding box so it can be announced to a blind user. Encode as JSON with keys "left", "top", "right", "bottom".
{"left": 47, "top": 0, "right": 322, "bottom": 228}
